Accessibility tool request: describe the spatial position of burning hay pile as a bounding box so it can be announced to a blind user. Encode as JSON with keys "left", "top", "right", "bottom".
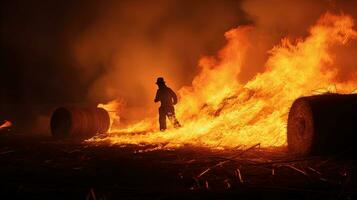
{"left": 45, "top": 12, "right": 357, "bottom": 162}
{"left": 88, "top": 13, "right": 357, "bottom": 151}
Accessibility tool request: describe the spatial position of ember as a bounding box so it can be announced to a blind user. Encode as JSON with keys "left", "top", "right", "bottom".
{"left": 0, "top": 120, "right": 12, "bottom": 130}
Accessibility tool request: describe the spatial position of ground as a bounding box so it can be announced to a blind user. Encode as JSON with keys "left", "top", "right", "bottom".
{"left": 0, "top": 132, "right": 355, "bottom": 199}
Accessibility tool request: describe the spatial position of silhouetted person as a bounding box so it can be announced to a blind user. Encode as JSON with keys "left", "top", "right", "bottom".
{"left": 154, "top": 77, "right": 181, "bottom": 131}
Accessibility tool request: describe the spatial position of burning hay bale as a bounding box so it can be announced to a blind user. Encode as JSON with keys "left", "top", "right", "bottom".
{"left": 50, "top": 107, "right": 110, "bottom": 138}
{"left": 287, "top": 94, "right": 357, "bottom": 156}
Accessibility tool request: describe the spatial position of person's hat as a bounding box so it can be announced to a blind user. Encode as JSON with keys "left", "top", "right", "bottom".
{"left": 156, "top": 77, "right": 165, "bottom": 84}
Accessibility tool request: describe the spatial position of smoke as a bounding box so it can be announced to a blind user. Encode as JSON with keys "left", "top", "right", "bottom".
{"left": 71, "top": 0, "right": 247, "bottom": 121}
{"left": 238, "top": 0, "right": 357, "bottom": 84}
{"left": 0, "top": 0, "right": 246, "bottom": 132}
{"left": 1, "top": 0, "right": 357, "bottom": 133}
{"left": 237, "top": 0, "right": 327, "bottom": 82}
{"left": 78, "top": 0, "right": 357, "bottom": 122}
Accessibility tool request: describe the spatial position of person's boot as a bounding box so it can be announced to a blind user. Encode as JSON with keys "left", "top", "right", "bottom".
{"left": 168, "top": 113, "right": 181, "bottom": 128}
{"left": 173, "top": 120, "right": 181, "bottom": 128}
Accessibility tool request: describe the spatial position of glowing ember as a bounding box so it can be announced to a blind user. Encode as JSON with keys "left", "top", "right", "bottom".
{"left": 90, "top": 13, "right": 357, "bottom": 149}
{"left": 0, "top": 120, "right": 12, "bottom": 130}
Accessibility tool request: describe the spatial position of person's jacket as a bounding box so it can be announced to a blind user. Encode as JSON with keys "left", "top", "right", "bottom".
{"left": 154, "top": 86, "right": 178, "bottom": 107}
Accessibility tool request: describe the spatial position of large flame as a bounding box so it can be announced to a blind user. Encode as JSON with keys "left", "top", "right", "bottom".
{"left": 91, "top": 13, "right": 357, "bottom": 149}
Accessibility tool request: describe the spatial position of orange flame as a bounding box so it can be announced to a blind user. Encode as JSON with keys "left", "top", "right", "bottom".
{"left": 97, "top": 99, "right": 123, "bottom": 132}
{"left": 89, "top": 13, "right": 357, "bottom": 149}
{"left": 0, "top": 120, "right": 12, "bottom": 130}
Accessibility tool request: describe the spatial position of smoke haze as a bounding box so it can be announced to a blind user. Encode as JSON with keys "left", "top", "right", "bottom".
{"left": 1, "top": 0, "right": 356, "bottom": 133}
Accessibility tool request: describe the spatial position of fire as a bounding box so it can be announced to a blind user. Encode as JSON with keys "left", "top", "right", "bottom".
{"left": 0, "top": 120, "right": 12, "bottom": 130}
{"left": 90, "top": 13, "right": 357, "bottom": 149}
{"left": 97, "top": 99, "right": 123, "bottom": 132}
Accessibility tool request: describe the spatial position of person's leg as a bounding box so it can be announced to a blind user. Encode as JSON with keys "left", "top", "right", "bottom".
{"left": 159, "top": 107, "right": 167, "bottom": 131}
{"left": 167, "top": 106, "right": 181, "bottom": 128}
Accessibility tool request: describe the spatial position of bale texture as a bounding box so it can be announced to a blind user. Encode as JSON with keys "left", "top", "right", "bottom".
{"left": 50, "top": 107, "right": 110, "bottom": 138}
{"left": 288, "top": 94, "right": 357, "bottom": 155}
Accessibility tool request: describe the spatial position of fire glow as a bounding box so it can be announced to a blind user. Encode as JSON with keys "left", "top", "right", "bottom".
{"left": 89, "top": 13, "right": 357, "bottom": 149}
{"left": 0, "top": 120, "right": 12, "bottom": 130}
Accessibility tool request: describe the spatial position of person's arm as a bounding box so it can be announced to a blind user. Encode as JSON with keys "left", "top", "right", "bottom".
{"left": 154, "top": 90, "right": 159, "bottom": 102}
{"left": 169, "top": 88, "right": 178, "bottom": 105}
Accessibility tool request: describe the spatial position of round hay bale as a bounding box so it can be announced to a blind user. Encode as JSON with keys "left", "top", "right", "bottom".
{"left": 287, "top": 94, "right": 357, "bottom": 155}
{"left": 50, "top": 107, "right": 110, "bottom": 138}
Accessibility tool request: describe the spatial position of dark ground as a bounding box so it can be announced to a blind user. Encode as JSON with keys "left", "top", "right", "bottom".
{"left": 0, "top": 132, "right": 355, "bottom": 199}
